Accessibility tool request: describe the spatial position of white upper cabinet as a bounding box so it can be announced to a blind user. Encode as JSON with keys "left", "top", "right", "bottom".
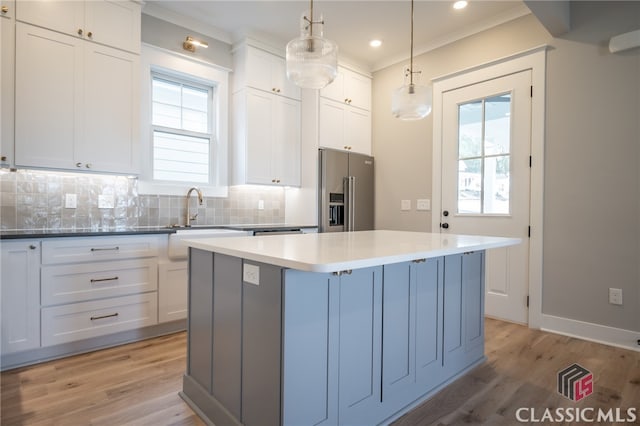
{"left": 231, "top": 42, "right": 302, "bottom": 187}
{"left": 233, "top": 88, "right": 301, "bottom": 186}
{"left": 15, "top": 23, "right": 140, "bottom": 174}
{"left": 16, "top": 0, "right": 141, "bottom": 53}
{"left": 320, "top": 67, "right": 371, "bottom": 111}
{"left": 233, "top": 45, "right": 300, "bottom": 100}
{"left": 318, "top": 66, "right": 372, "bottom": 155}
{"left": 1, "top": 3, "right": 15, "bottom": 167}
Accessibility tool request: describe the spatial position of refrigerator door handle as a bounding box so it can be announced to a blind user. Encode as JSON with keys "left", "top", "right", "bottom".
{"left": 347, "top": 176, "right": 356, "bottom": 231}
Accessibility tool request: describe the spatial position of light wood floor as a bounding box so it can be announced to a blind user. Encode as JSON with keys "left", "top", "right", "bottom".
{"left": 2, "top": 319, "right": 639, "bottom": 425}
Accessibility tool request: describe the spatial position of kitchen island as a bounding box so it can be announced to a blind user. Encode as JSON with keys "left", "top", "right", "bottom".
{"left": 180, "top": 230, "right": 519, "bottom": 426}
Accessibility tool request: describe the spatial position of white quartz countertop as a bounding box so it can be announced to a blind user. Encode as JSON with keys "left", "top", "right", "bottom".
{"left": 184, "top": 230, "right": 520, "bottom": 273}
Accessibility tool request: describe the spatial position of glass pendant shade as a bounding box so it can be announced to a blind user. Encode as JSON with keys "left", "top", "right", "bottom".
{"left": 392, "top": 82, "right": 432, "bottom": 120}
{"left": 286, "top": 11, "right": 338, "bottom": 89}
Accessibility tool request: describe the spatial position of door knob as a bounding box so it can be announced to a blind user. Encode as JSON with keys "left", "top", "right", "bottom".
{"left": 443, "top": 210, "right": 449, "bottom": 217}
{"left": 441, "top": 223, "right": 449, "bottom": 229}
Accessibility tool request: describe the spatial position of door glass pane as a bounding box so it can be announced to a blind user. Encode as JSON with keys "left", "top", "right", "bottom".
{"left": 485, "top": 94, "right": 511, "bottom": 156}
{"left": 456, "top": 93, "right": 512, "bottom": 215}
{"left": 484, "top": 155, "right": 509, "bottom": 214}
{"left": 458, "top": 158, "right": 481, "bottom": 214}
{"left": 458, "top": 100, "right": 483, "bottom": 158}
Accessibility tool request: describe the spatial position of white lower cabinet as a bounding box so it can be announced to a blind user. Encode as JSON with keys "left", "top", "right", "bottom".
{"left": 1, "top": 240, "right": 41, "bottom": 355}
{"left": 41, "top": 293, "right": 158, "bottom": 346}
{"left": 39, "top": 235, "right": 161, "bottom": 347}
{"left": 158, "top": 261, "right": 188, "bottom": 323}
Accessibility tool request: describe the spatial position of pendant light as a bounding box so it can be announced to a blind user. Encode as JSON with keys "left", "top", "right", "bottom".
{"left": 391, "top": 0, "right": 432, "bottom": 120}
{"left": 286, "top": 0, "right": 338, "bottom": 89}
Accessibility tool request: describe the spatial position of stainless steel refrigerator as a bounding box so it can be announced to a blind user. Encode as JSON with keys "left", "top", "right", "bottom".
{"left": 318, "top": 148, "right": 374, "bottom": 232}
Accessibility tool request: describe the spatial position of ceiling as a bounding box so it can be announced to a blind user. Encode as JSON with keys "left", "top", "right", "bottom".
{"left": 144, "top": 1, "right": 532, "bottom": 72}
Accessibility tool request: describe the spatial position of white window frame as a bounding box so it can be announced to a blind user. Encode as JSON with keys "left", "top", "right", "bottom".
{"left": 139, "top": 43, "right": 229, "bottom": 196}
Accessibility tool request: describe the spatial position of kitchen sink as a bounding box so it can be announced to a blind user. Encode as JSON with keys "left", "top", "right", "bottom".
{"left": 168, "top": 228, "right": 251, "bottom": 260}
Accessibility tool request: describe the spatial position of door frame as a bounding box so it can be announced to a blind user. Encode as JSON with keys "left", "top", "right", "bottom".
{"left": 431, "top": 46, "right": 546, "bottom": 328}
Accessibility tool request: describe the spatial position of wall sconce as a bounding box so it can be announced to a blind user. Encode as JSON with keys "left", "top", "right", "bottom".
{"left": 183, "top": 36, "right": 208, "bottom": 52}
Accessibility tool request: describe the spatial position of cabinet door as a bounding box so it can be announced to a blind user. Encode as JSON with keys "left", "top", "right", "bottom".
{"left": 443, "top": 251, "right": 485, "bottom": 376}
{"left": 320, "top": 70, "right": 345, "bottom": 103}
{"left": 381, "top": 258, "right": 443, "bottom": 413}
{"left": 158, "top": 261, "right": 188, "bottom": 323}
{"left": 273, "top": 96, "right": 301, "bottom": 186}
{"left": 415, "top": 257, "right": 444, "bottom": 386}
{"left": 345, "top": 107, "right": 371, "bottom": 156}
{"left": 80, "top": 41, "right": 139, "bottom": 173}
{"left": 84, "top": 0, "right": 140, "bottom": 53}
{"left": 245, "top": 46, "right": 299, "bottom": 100}
{"left": 382, "top": 262, "right": 415, "bottom": 401}
{"left": 1, "top": 241, "right": 41, "bottom": 354}
{"left": 1, "top": 0, "right": 15, "bottom": 19}
{"left": 1, "top": 12, "right": 14, "bottom": 167}
{"left": 318, "top": 98, "right": 345, "bottom": 151}
{"left": 15, "top": 23, "right": 81, "bottom": 169}
{"left": 270, "top": 52, "right": 300, "bottom": 100}
{"left": 338, "top": 266, "right": 383, "bottom": 425}
{"left": 245, "top": 89, "right": 275, "bottom": 184}
{"left": 16, "top": 0, "right": 83, "bottom": 38}
{"left": 344, "top": 69, "right": 371, "bottom": 111}
{"left": 282, "top": 270, "right": 339, "bottom": 426}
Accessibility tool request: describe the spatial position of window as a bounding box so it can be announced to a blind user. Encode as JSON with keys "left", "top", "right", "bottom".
{"left": 457, "top": 93, "right": 511, "bottom": 214}
{"left": 139, "top": 45, "right": 229, "bottom": 196}
{"left": 151, "top": 75, "right": 212, "bottom": 183}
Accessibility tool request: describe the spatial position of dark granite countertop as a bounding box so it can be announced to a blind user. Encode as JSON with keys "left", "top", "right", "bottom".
{"left": 0, "top": 224, "right": 318, "bottom": 239}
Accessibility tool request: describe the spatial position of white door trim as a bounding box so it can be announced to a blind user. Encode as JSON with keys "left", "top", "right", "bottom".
{"left": 432, "top": 46, "right": 547, "bottom": 329}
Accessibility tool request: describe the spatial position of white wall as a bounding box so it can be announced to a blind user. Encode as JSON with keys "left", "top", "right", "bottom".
{"left": 372, "top": 2, "right": 640, "bottom": 333}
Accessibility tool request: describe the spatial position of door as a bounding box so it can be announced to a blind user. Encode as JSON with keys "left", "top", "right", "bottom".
{"left": 440, "top": 70, "right": 531, "bottom": 324}
{"left": 348, "top": 152, "right": 374, "bottom": 231}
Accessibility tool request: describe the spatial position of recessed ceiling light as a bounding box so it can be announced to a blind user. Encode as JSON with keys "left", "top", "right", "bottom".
{"left": 369, "top": 39, "right": 382, "bottom": 48}
{"left": 453, "top": 1, "right": 468, "bottom": 10}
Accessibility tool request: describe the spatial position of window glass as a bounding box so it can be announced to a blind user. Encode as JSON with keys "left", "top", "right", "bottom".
{"left": 457, "top": 92, "right": 511, "bottom": 215}
{"left": 151, "top": 75, "right": 213, "bottom": 184}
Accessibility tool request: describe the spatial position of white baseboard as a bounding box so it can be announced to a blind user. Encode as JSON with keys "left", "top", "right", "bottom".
{"left": 541, "top": 314, "right": 640, "bottom": 352}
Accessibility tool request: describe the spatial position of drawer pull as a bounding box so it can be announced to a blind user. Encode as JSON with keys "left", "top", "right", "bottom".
{"left": 90, "top": 247, "right": 120, "bottom": 252}
{"left": 90, "top": 276, "right": 119, "bottom": 283}
{"left": 90, "top": 312, "right": 119, "bottom": 321}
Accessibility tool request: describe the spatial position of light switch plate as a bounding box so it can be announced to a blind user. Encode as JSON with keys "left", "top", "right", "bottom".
{"left": 416, "top": 199, "right": 431, "bottom": 211}
{"left": 64, "top": 193, "right": 77, "bottom": 209}
{"left": 258, "top": 200, "right": 265, "bottom": 210}
{"left": 243, "top": 263, "right": 260, "bottom": 285}
{"left": 401, "top": 200, "right": 411, "bottom": 211}
{"left": 609, "top": 287, "right": 623, "bottom": 305}
{"left": 98, "top": 194, "right": 115, "bottom": 209}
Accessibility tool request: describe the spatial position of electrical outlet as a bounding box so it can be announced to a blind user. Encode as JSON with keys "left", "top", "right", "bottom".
{"left": 258, "top": 200, "right": 265, "bottom": 210}
{"left": 64, "top": 193, "right": 77, "bottom": 209}
{"left": 243, "top": 263, "right": 260, "bottom": 285}
{"left": 401, "top": 200, "right": 411, "bottom": 211}
{"left": 416, "top": 199, "right": 431, "bottom": 211}
{"left": 609, "top": 287, "right": 623, "bottom": 305}
{"left": 98, "top": 194, "right": 115, "bottom": 209}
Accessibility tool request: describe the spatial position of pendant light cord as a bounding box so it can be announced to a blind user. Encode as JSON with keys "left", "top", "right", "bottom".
{"left": 409, "top": 0, "right": 415, "bottom": 86}
{"left": 309, "top": 0, "right": 314, "bottom": 37}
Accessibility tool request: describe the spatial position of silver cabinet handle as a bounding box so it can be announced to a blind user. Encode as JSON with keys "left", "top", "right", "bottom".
{"left": 90, "top": 313, "right": 118, "bottom": 321}
{"left": 29, "top": 244, "right": 37, "bottom": 250}
{"left": 90, "top": 276, "right": 119, "bottom": 283}
{"left": 76, "top": 162, "right": 83, "bottom": 168}
{"left": 90, "top": 246, "right": 120, "bottom": 252}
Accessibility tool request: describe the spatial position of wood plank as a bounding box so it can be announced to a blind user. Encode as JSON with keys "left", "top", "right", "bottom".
{"left": 2, "top": 320, "right": 639, "bottom": 425}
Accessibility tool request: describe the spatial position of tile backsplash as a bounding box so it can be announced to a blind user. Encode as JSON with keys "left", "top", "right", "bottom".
{"left": 0, "top": 169, "right": 285, "bottom": 231}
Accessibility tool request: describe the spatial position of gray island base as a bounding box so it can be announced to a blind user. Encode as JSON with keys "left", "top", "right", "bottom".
{"left": 179, "top": 231, "right": 519, "bottom": 426}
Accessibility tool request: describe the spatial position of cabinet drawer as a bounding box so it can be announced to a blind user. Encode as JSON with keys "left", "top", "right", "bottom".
{"left": 42, "top": 259, "right": 158, "bottom": 305}
{"left": 41, "top": 292, "right": 158, "bottom": 346}
{"left": 42, "top": 235, "right": 159, "bottom": 264}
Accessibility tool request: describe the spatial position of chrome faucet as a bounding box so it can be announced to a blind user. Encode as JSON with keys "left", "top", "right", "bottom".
{"left": 186, "top": 187, "right": 204, "bottom": 227}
